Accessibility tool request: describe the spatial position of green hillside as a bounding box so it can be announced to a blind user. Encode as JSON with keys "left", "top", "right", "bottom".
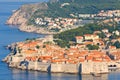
{"left": 31, "top": 0, "right": 120, "bottom": 18}
{"left": 53, "top": 23, "right": 120, "bottom": 48}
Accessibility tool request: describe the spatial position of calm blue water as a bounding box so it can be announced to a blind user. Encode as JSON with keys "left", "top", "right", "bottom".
{"left": 0, "top": 1, "right": 120, "bottom": 80}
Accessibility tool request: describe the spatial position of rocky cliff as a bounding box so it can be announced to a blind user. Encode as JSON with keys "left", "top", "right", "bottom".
{"left": 6, "top": 2, "right": 53, "bottom": 34}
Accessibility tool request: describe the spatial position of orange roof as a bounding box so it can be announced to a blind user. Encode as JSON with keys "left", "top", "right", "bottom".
{"left": 84, "top": 41, "right": 93, "bottom": 45}
{"left": 84, "top": 34, "right": 92, "bottom": 36}
{"left": 24, "top": 49, "right": 37, "bottom": 54}
{"left": 25, "top": 56, "right": 38, "bottom": 61}
{"left": 86, "top": 56, "right": 93, "bottom": 60}
{"left": 93, "top": 60, "right": 103, "bottom": 62}
{"left": 66, "top": 60, "right": 74, "bottom": 64}
{"left": 23, "top": 41, "right": 39, "bottom": 48}
{"left": 25, "top": 57, "right": 31, "bottom": 60}
{"left": 52, "top": 59, "right": 66, "bottom": 63}
{"left": 79, "top": 58, "right": 85, "bottom": 62}
{"left": 109, "top": 46, "right": 116, "bottom": 49}
{"left": 75, "top": 36, "right": 83, "bottom": 39}
{"left": 39, "top": 56, "right": 52, "bottom": 60}
{"left": 31, "top": 56, "right": 37, "bottom": 61}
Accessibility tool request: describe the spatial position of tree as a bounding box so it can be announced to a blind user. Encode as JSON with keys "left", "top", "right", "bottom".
{"left": 86, "top": 44, "right": 99, "bottom": 50}
{"left": 36, "top": 45, "right": 40, "bottom": 49}
{"left": 109, "top": 34, "right": 119, "bottom": 39}
{"left": 98, "top": 32, "right": 106, "bottom": 38}
{"left": 54, "top": 40, "right": 70, "bottom": 48}
{"left": 113, "top": 41, "right": 120, "bottom": 48}
{"left": 43, "top": 45, "right": 46, "bottom": 48}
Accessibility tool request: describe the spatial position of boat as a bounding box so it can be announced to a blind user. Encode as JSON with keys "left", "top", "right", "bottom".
{"left": 90, "top": 72, "right": 101, "bottom": 77}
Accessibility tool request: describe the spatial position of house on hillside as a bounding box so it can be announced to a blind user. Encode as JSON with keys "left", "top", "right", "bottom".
{"left": 75, "top": 36, "right": 84, "bottom": 44}
{"left": 84, "top": 34, "right": 99, "bottom": 41}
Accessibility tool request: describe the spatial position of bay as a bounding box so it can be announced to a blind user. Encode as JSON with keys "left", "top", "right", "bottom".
{"left": 0, "top": 0, "right": 119, "bottom": 80}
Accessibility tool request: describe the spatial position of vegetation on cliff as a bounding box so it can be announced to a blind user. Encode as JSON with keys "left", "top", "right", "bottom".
{"left": 29, "top": 0, "right": 120, "bottom": 20}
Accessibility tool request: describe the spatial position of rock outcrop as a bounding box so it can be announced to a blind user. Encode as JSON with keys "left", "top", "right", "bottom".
{"left": 6, "top": 2, "right": 52, "bottom": 34}
{"left": 18, "top": 23, "right": 56, "bottom": 34}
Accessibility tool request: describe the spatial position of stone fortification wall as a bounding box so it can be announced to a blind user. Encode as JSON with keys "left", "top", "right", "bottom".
{"left": 3, "top": 55, "right": 110, "bottom": 74}
{"left": 11, "top": 56, "right": 24, "bottom": 63}
{"left": 81, "top": 61, "right": 109, "bottom": 74}
{"left": 37, "top": 62, "right": 50, "bottom": 71}
{"left": 80, "top": 61, "right": 93, "bottom": 74}
{"left": 28, "top": 61, "right": 50, "bottom": 71}
{"left": 27, "top": 61, "right": 35, "bottom": 70}
{"left": 51, "top": 63, "right": 79, "bottom": 73}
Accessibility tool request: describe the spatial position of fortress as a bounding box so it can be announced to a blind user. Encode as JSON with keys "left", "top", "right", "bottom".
{"left": 4, "top": 55, "right": 118, "bottom": 74}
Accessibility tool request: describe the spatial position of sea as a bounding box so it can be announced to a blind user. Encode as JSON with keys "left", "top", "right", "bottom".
{"left": 0, "top": 0, "right": 120, "bottom": 80}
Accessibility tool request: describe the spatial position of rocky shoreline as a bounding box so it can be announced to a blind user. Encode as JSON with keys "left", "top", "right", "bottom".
{"left": 6, "top": 2, "right": 56, "bottom": 35}
{"left": 18, "top": 23, "right": 57, "bottom": 34}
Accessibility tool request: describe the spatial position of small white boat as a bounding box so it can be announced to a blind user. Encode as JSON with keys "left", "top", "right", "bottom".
{"left": 91, "top": 72, "right": 101, "bottom": 77}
